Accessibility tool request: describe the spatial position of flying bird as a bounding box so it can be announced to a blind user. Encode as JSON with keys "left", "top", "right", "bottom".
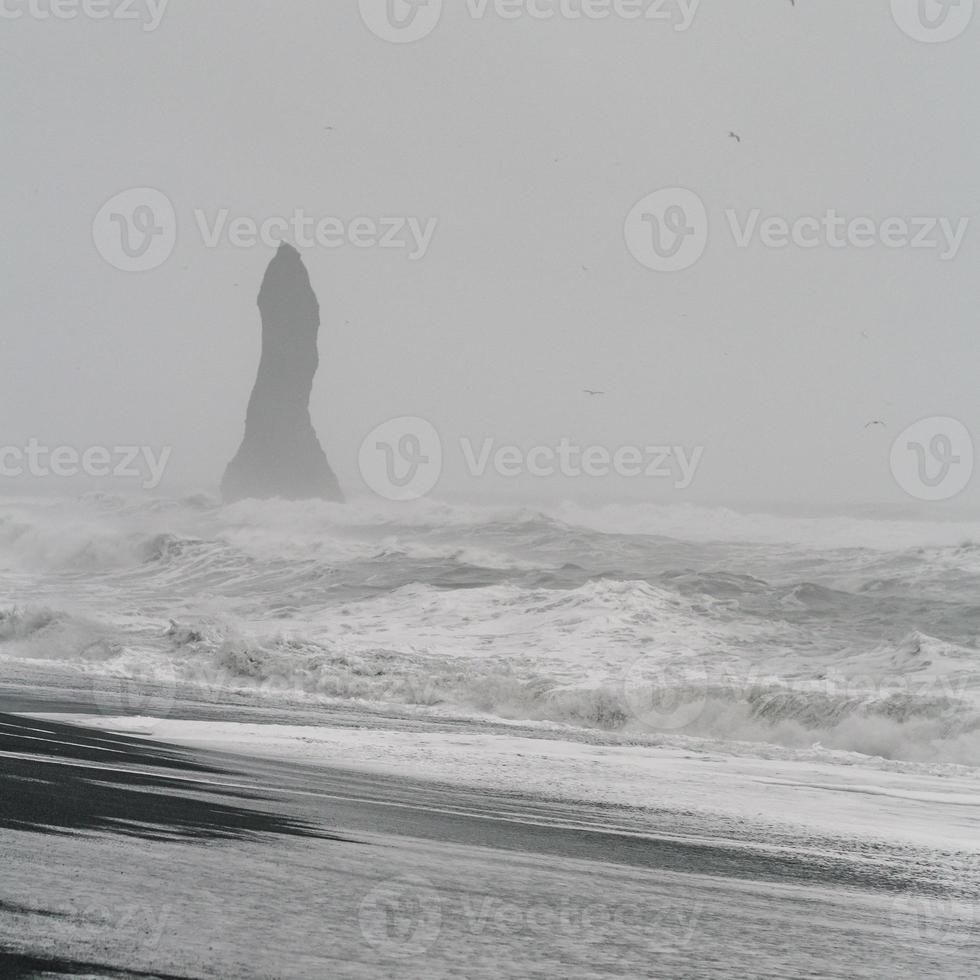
{"left": 584, "top": 389, "right": 606, "bottom": 397}
{"left": 728, "top": 131, "right": 741, "bottom": 143}
{"left": 865, "top": 420, "right": 886, "bottom": 429}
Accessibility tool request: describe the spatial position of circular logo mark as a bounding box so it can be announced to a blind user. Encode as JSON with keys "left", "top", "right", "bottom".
{"left": 891, "top": 0, "right": 974, "bottom": 42}
{"left": 359, "top": 417, "right": 443, "bottom": 501}
{"left": 93, "top": 188, "right": 177, "bottom": 272}
{"left": 890, "top": 417, "right": 974, "bottom": 502}
{"left": 625, "top": 188, "right": 708, "bottom": 273}
{"left": 621, "top": 657, "right": 710, "bottom": 732}
{"left": 358, "top": 0, "right": 443, "bottom": 43}
{"left": 90, "top": 661, "right": 177, "bottom": 719}
{"left": 359, "top": 876, "right": 442, "bottom": 958}
{"left": 889, "top": 895, "right": 965, "bottom": 946}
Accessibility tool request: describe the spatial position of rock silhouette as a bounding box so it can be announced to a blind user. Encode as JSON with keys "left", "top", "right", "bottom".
{"left": 222, "top": 244, "right": 343, "bottom": 502}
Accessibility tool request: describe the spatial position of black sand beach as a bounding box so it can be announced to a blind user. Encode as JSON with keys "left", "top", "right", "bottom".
{"left": 2, "top": 702, "right": 977, "bottom": 979}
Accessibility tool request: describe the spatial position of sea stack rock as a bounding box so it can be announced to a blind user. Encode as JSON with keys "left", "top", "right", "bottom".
{"left": 222, "top": 243, "right": 343, "bottom": 502}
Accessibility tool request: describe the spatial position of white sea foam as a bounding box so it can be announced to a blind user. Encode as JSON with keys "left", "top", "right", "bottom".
{"left": 1, "top": 493, "right": 979, "bottom": 767}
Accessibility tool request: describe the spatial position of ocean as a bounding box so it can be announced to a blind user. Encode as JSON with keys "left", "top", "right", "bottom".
{"left": 2, "top": 492, "right": 978, "bottom": 773}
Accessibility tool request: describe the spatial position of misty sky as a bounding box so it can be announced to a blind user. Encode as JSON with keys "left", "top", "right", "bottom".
{"left": 2, "top": 1, "right": 978, "bottom": 512}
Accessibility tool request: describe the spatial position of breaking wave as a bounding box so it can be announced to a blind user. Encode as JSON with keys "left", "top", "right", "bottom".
{"left": 2, "top": 494, "right": 980, "bottom": 767}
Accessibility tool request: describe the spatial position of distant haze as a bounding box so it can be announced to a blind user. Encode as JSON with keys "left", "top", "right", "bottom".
{"left": 2, "top": 1, "right": 978, "bottom": 514}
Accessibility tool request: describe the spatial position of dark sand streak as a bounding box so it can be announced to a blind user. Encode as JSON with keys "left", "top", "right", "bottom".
{"left": 2, "top": 708, "right": 975, "bottom": 979}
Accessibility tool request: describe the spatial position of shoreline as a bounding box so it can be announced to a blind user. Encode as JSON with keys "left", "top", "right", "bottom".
{"left": 13, "top": 701, "right": 980, "bottom": 859}
{"left": 3, "top": 707, "right": 979, "bottom": 978}
{"left": 4, "top": 662, "right": 979, "bottom": 774}
{"left": 3, "top": 669, "right": 980, "bottom": 858}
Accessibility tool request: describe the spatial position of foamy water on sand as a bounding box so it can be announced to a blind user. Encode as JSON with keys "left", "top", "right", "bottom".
{"left": 2, "top": 492, "right": 980, "bottom": 768}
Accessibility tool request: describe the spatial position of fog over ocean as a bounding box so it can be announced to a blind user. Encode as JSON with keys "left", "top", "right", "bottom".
{"left": 4, "top": 2, "right": 980, "bottom": 977}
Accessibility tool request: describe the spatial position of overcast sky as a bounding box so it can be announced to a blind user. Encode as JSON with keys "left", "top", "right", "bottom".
{"left": 2, "top": 1, "right": 978, "bottom": 512}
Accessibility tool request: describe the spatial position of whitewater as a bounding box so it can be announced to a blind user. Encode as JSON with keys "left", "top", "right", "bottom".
{"left": 2, "top": 492, "right": 980, "bottom": 772}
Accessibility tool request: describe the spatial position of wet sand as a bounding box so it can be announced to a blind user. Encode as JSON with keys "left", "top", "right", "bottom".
{"left": 2, "top": 705, "right": 978, "bottom": 978}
